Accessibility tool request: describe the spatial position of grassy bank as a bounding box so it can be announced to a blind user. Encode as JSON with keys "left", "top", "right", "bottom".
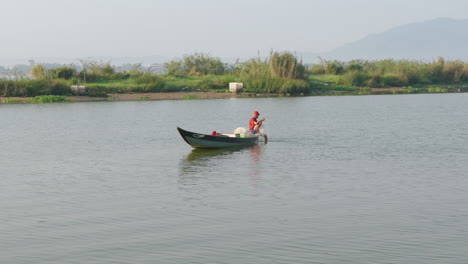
{"left": 308, "top": 58, "right": 468, "bottom": 95}
{"left": 1, "top": 54, "right": 467, "bottom": 100}
{"left": 1, "top": 91, "right": 276, "bottom": 104}
{"left": 2, "top": 95, "right": 70, "bottom": 104}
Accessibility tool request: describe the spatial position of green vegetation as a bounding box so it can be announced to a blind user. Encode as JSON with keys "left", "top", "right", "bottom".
{"left": 164, "top": 74, "right": 237, "bottom": 92}
{"left": 28, "top": 95, "right": 71, "bottom": 103}
{"left": 427, "top": 86, "right": 448, "bottom": 93}
{"left": 0, "top": 78, "right": 71, "bottom": 97}
{"left": 309, "top": 74, "right": 363, "bottom": 92}
{"left": 1, "top": 54, "right": 467, "bottom": 99}
{"left": 310, "top": 57, "right": 468, "bottom": 87}
{"left": 270, "top": 51, "right": 306, "bottom": 79}
{"left": 164, "top": 52, "right": 226, "bottom": 76}
{"left": 138, "top": 95, "right": 150, "bottom": 101}
{"left": 239, "top": 51, "right": 309, "bottom": 94}
{"left": 182, "top": 95, "right": 198, "bottom": 100}
{"left": 309, "top": 57, "right": 468, "bottom": 94}
{"left": 2, "top": 98, "right": 20, "bottom": 104}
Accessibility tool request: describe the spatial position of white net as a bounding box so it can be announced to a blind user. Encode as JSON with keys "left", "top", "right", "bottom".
{"left": 234, "top": 127, "right": 247, "bottom": 136}
{"left": 259, "top": 122, "right": 266, "bottom": 135}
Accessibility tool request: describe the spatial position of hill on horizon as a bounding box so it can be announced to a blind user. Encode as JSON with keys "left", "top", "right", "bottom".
{"left": 301, "top": 18, "right": 468, "bottom": 63}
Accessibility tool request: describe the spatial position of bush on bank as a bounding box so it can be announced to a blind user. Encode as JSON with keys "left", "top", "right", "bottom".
{"left": 0, "top": 79, "right": 71, "bottom": 97}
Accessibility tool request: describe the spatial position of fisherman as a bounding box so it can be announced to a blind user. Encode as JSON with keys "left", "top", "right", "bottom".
{"left": 249, "top": 111, "right": 265, "bottom": 135}
{"left": 249, "top": 110, "right": 268, "bottom": 143}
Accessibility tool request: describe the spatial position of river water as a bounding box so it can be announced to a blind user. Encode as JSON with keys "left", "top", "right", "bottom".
{"left": 1, "top": 94, "right": 467, "bottom": 264}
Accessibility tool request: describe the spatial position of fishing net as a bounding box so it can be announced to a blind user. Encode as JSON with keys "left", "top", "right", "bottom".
{"left": 234, "top": 127, "right": 248, "bottom": 137}
{"left": 259, "top": 122, "right": 266, "bottom": 135}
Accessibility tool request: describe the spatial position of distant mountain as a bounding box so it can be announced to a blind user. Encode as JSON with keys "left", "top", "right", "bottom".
{"left": 306, "top": 18, "right": 468, "bottom": 63}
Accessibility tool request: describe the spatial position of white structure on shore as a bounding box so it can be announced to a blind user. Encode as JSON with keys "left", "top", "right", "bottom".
{"left": 229, "top": 82, "right": 243, "bottom": 93}
{"left": 71, "top": 85, "right": 86, "bottom": 95}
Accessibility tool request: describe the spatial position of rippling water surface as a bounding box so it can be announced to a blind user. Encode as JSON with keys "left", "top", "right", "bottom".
{"left": 1, "top": 94, "right": 467, "bottom": 263}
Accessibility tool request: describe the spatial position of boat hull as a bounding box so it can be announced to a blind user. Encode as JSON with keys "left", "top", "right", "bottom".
{"left": 177, "top": 127, "right": 258, "bottom": 149}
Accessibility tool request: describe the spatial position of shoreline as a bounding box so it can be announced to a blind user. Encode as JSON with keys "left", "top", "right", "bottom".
{"left": 0, "top": 92, "right": 282, "bottom": 103}
{"left": 1, "top": 90, "right": 466, "bottom": 104}
{"left": 78, "top": 92, "right": 254, "bottom": 101}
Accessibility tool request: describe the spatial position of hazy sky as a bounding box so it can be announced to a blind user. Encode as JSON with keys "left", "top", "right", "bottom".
{"left": 1, "top": 0, "right": 467, "bottom": 60}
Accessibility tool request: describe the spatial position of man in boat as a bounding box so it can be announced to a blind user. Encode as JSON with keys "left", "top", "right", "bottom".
{"left": 249, "top": 111, "right": 265, "bottom": 134}
{"left": 249, "top": 111, "right": 268, "bottom": 143}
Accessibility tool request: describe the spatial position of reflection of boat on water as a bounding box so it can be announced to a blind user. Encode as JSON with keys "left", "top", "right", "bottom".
{"left": 185, "top": 145, "right": 253, "bottom": 161}
{"left": 179, "top": 146, "right": 250, "bottom": 182}
{"left": 177, "top": 127, "right": 259, "bottom": 149}
{"left": 178, "top": 144, "right": 265, "bottom": 190}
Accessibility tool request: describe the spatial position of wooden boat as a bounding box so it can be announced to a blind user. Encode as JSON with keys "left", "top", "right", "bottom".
{"left": 177, "top": 127, "right": 259, "bottom": 149}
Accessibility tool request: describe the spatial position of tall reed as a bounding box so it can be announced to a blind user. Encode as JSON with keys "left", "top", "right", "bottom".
{"left": 240, "top": 56, "right": 308, "bottom": 94}
{"left": 269, "top": 51, "right": 306, "bottom": 79}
